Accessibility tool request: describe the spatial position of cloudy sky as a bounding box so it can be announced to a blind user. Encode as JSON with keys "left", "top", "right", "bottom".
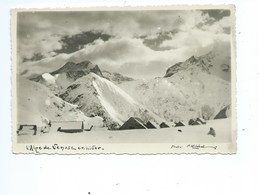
{"left": 17, "top": 9, "right": 232, "bottom": 79}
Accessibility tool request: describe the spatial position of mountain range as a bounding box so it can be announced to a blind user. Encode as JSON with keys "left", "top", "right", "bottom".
{"left": 18, "top": 46, "right": 231, "bottom": 129}
{"left": 119, "top": 46, "right": 231, "bottom": 122}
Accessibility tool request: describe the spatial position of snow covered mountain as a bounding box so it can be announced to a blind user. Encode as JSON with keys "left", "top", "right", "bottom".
{"left": 17, "top": 77, "right": 90, "bottom": 127}
{"left": 30, "top": 60, "right": 103, "bottom": 94}
{"left": 102, "top": 70, "right": 134, "bottom": 84}
{"left": 26, "top": 60, "right": 156, "bottom": 129}
{"left": 119, "top": 49, "right": 231, "bottom": 122}
{"left": 164, "top": 43, "right": 231, "bottom": 81}
{"left": 21, "top": 45, "right": 231, "bottom": 129}
{"left": 59, "top": 73, "right": 163, "bottom": 129}
{"left": 50, "top": 60, "right": 103, "bottom": 78}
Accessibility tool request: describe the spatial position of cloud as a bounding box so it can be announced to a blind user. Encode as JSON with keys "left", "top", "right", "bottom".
{"left": 18, "top": 9, "right": 232, "bottom": 78}
{"left": 67, "top": 37, "right": 192, "bottom": 78}
{"left": 160, "top": 29, "right": 230, "bottom": 56}
{"left": 22, "top": 36, "right": 225, "bottom": 79}
{"left": 202, "top": 9, "right": 230, "bottom": 21}
{"left": 201, "top": 16, "right": 231, "bottom": 34}
{"left": 17, "top": 10, "right": 211, "bottom": 60}
{"left": 18, "top": 33, "right": 63, "bottom": 63}
{"left": 54, "top": 31, "right": 112, "bottom": 54}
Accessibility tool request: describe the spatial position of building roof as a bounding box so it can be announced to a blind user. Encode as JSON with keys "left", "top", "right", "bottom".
{"left": 133, "top": 117, "right": 145, "bottom": 125}
{"left": 196, "top": 118, "right": 206, "bottom": 124}
{"left": 146, "top": 121, "right": 160, "bottom": 129}
{"left": 57, "top": 121, "right": 83, "bottom": 130}
{"left": 214, "top": 105, "right": 231, "bottom": 119}
{"left": 160, "top": 122, "right": 170, "bottom": 128}
{"left": 191, "top": 120, "right": 202, "bottom": 125}
{"left": 119, "top": 117, "right": 147, "bottom": 130}
{"left": 188, "top": 119, "right": 196, "bottom": 125}
{"left": 175, "top": 121, "right": 185, "bottom": 126}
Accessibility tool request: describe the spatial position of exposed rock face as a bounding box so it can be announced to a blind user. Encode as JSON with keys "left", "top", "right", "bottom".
{"left": 102, "top": 70, "right": 134, "bottom": 84}
{"left": 51, "top": 60, "right": 103, "bottom": 78}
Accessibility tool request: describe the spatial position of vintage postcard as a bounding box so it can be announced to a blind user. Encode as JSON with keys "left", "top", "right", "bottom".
{"left": 12, "top": 5, "right": 236, "bottom": 154}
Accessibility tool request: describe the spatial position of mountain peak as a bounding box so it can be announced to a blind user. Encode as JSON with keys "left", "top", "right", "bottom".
{"left": 164, "top": 49, "right": 231, "bottom": 81}
{"left": 77, "top": 60, "right": 94, "bottom": 67}
{"left": 50, "top": 60, "right": 103, "bottom": 79}
{"left": 164, "top": 62, "right": 183, "bottom": 78}
{"left": 187, "top": 55, "right": 199, "bottom": 63}
{"left": 51, "top": 60, "right": 94, "bottom": 74}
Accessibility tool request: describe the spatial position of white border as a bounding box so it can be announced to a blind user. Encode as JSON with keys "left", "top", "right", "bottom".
{"left": 11, "top": 5, "right": 236, "bottom": 154}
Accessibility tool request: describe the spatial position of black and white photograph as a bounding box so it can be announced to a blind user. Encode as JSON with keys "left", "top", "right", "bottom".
{"left": 3, "top": 1, "right": 259, "bottom": 195}
{"left": 12, "top": 6, "right": 236, "bottom": 153}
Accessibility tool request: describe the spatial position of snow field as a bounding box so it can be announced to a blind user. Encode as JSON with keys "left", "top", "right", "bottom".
{"left": 17, "top": 118, "right": 231, "bottom": 144}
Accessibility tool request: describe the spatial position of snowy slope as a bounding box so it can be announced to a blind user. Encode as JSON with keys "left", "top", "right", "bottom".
{"left": 119, "top": 65, "right": 231, "bottom": 122}
{"left": 118, "top": 47, "right": 231, "bottom": 122}
{"left": 18, "top": 118, "right": 232, "bottom": 144}
{"left": 165, "top": 43, "right": 231, "bottom": 81}
{"left": 17, "top": 76, "right": 90, "bottom": 128}
{"left": 21, "top": 45, "right": 231, "bottom": 130}
{"left": 59, "top": 73, "right": 164, "bottom": 129}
